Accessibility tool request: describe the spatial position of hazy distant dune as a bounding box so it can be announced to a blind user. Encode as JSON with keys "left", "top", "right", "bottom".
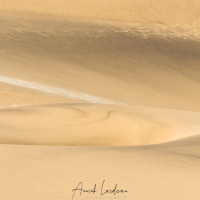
{"left": 1, "top": 0, "right": 200, "bottom": 25}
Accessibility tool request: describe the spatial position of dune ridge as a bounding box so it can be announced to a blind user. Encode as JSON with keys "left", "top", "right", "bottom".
{"left": 1, "top": 102, "right": 200, "bottom": 146}
{"left": 1, "top": 136, "right": 200, "bottom": 200}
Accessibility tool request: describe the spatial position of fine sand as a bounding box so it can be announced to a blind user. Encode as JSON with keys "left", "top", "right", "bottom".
{"left": 0, "top": 1, "right": 200, "bottom": 199}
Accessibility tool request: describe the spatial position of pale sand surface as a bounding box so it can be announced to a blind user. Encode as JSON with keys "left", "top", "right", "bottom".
{"left": 1, "top": 138, "right": 200, "bottom": 200}
{"left": 0, "top": 1, "right": 200, "bottom": 199}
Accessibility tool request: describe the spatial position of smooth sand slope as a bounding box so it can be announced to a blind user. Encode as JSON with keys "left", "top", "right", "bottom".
{"left": 0, "top": 0, "right": 200, "bottom": 199}
{"left": 1, "top": 138, "right": 200, "bottom": 200}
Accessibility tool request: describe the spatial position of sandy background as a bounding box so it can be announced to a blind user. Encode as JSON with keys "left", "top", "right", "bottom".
{"left": 0, "top": 0, "right": 200, "bottom": 199}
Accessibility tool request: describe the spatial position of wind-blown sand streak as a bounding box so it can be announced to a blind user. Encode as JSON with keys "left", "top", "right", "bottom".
{"left": 0, "top": 76, "right": 121, "bottom": 105}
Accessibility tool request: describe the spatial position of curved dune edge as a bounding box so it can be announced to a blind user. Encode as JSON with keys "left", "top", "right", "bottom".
{"left": 0, "top": 135, "right": 200, "bottom": 200}
{"left": 1, "top": 101, "right": 200, "bottom": 146}
{"left": 0, "top": 79, "right": 200, "bottom": 147}
{"left": 0, "top": 76, "right": 200, "bottom": 147}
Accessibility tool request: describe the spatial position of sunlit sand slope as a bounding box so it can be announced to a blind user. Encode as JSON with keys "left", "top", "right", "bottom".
{"left": 1, "top": 103, "right": 200, "bottom": 146}
{"left": 0, "top": 15, "right": 200, "bottom": 112}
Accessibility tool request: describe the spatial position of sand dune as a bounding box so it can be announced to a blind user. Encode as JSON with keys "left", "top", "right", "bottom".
{"left": 0, "top": 1, "right": 200, "bottom": 199}
{"left": 1, "top": 103, "right": 200, "bottom": 146}
{"left": 1, "top": 14, "right": 200, "bottom": 111}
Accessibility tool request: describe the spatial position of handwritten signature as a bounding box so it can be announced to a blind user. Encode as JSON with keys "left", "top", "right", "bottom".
{"left": 72, "top": 180, "right": 128, "bottom": 199}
